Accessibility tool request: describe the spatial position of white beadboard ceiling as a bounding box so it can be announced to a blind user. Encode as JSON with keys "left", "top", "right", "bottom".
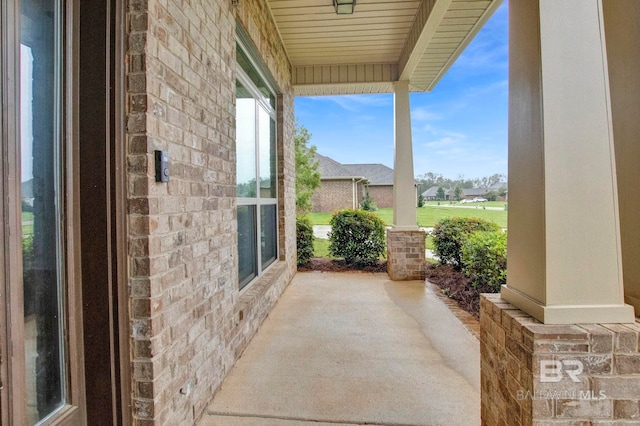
{"left": 266, "top": 0, "right": 503, "bottom": 95}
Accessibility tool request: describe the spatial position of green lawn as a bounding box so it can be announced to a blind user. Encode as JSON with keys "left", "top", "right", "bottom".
{"left": 22, "top": 211, "right": 34, "bottom": 237}
{"left": 422, "top": 200, "right": 507, "bottom": 208}
{"left": 308, "top": 206, "right": 505, "bottom": 258}
{"left": 307, "top": 206, "right": 507, "bottom": 228}
{"left": 313, "top": 238, "right": 334, "bottom": 258}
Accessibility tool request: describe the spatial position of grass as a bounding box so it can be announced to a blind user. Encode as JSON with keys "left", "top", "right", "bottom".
{"left": 422, "top": 200, "right": 507, "bottom": 208}
{"left": 306, "top": 206, "right": 507, "bottom": 229}
{"left": 307, "top": 206, "right": 504, "bottom": 258}
{"left": 22, "top": 211, "right": 34, "bottom": 237}
{"left": 305, "top": 212, "right": 333, "bottom": 225}
{"left": 313, "top": 238, "right": 334, "bottom": 258}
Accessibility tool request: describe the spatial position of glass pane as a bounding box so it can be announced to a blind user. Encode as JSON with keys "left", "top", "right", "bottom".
{"left": 258, "top": 108, "right": 276, "bottom": 199}
{"left": 238, "top": 205, "right": 257, "bottom": 289}
{"left": 21, "top": 0, "right": 66, "bottom": 423}
{"left": 236, "top": 84, "right": 256, "bottom": 198}
{"left": 260, "top": 205, "right": 277, "bottom": 269}
{"left": 237, "top": 46, "right": 275, "bottom": 108}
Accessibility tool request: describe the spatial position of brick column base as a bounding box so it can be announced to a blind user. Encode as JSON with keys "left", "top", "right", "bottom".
{"left": 386, "top": 229, "right": 425, "bottom": 281}
{"left": 480, "top": 293, "right": 640, "bottom": 425}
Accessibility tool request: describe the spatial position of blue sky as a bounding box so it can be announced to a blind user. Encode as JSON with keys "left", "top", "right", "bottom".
{"left": 294, "top": 2, "right": 508, "bottom": 180}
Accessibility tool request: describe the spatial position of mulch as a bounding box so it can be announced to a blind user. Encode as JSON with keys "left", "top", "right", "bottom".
{"left": 297, "top": 258, "right": 387, "bottom": 273}
{"left": 424, "top": 263, "right": 496, "bottom": 320}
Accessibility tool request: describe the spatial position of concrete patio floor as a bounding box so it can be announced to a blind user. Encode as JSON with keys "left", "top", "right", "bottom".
{"left": 199, "top": 272, "right": 480, "bottom": 426}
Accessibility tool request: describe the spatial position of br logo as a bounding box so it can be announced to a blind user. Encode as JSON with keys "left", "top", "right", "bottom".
{"left": 540, "top": 360, "right": 583, "bottom": 383}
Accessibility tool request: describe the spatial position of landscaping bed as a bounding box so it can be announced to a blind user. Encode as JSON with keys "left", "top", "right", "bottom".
{"left": 424, "top": 263, "right": 495, "bottom": 320}
{"left": 297, "top": 258, "right": 387, "bottom": 273}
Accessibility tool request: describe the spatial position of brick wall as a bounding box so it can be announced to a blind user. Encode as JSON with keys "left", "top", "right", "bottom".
{"left": 367, "top": 185, "right": 393, "bottom": 209}
{"left": 125, "top": 0, "right": 295, "bottom": 423}
{"left": 481, "top": 294, "right": 640, "bottom": 425}
{"left": 311, "top": 179, "right": 364, "bottom": 213}
{"left": 386, "top": 230, "right": 425, "bottom": 280}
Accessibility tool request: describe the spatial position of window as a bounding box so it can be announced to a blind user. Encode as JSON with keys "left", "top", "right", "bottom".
{"left": 236, "top": 38, "right": 278, "bottom": 290}
{"left": 21, "top": 1, "right": 68, "bottom": 422}
{"left": 2, "top": 0, "right": 84, "bottom": 423}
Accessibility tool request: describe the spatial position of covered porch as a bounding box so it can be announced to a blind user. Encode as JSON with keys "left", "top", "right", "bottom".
{"left": 199, "top": 272, "right": 481, "bottom": 425}
{"left": 254, "top": 0, "right": 640, "bottom": 424}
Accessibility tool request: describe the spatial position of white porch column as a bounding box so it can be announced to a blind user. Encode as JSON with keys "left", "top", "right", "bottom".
{"left": 387, "top": 80, "right": 424, "bottom": 281}
{"left": 502, "top": 0, "right": 634, "bottom": 324}
{"left": 603, "top": 0, "right": 640, "bottom": 317}
{"left": 392, "top": 80, "right": 417, "bottom": 230}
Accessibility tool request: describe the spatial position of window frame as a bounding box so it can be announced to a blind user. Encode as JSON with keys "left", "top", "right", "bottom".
{"left": 235, "top": 36, "right": 280, "bottom": 292}
{"left": 0, "top": 0, "right": 85, "bottom": 423}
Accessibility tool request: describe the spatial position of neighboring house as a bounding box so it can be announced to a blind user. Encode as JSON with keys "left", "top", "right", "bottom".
{"left": 21, "top": 178, "right": 34, "bottom": 207}
{"left": 311, "top": 153, "right": 398, "bottom": 212}
{"left": 311, "top": 153, "right": 367, "bottom": 212}
{"left": 460, "top": 182, "right": 508, "bottom": 201}
{"left": 422, "top": 182, "right": 507, "bottom": 202}
{"left": 460, "top": 187, "right": 488, "bottom": 199}
{"left": 343, "top": 162, "right": 395, "bottom": 209}
{"left": 421, "top": 186, "right": 453, "bottom": 201}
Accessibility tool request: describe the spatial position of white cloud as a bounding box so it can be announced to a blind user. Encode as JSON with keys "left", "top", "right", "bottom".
{"left": 412, "top": 107, "right": 442, "bottom": 122}
{"left": 310, "top": 94, "right": 391, "bottom": 112}
{"left": 425, "top": 136, "right": 461, "bottom": 149}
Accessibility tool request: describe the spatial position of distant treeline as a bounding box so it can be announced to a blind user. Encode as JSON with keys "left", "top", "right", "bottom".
{"left": 416, "top": 172, "right": 506, "bottom": 194}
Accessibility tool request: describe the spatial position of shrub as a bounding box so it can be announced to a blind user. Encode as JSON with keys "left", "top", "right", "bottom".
{"left": 296, "top": 215, "right": 314, "bottom": 265}
{"left": 431, "top": 217, "right": 500, "bottom": 270}
{"left": 329, "top": 209, "right": 385, "bottom": 266}
{"left": 461, "top": 230, "right": 507, "bottom": 292}
{"left": 361, "top": 189, "right": 377, "bottom": 211}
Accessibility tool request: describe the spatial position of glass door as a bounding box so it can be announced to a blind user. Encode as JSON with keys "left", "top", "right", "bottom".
{"left": 2, "top": 0, "right": 84, "bottom": 423}
{"left": 20, "top": 0, "right": 66, "bottom": 422}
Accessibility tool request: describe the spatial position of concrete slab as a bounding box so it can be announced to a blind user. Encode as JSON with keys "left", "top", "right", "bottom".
{"left": 200, "top": 272, "right": 480, "bottom": 426}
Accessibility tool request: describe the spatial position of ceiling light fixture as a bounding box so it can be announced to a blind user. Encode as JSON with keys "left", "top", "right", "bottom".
{"left": 333, "top": 0, "right": 355, "bottom": 15}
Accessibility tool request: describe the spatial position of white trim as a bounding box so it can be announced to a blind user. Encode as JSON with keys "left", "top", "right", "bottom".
{"left": 502, "top": 285, "right": 636, "bottom": 324}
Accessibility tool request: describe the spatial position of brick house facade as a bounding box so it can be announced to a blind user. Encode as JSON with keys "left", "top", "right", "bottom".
{"left": 311, "top": 153, "right": 397, "bottom": 212}
{"left": 3, "top": 0, "right": 298, "bottom": 423}
{"left": 5, "top": 0, "right": 638, "bottom": 425}
{"left": 126, "top": 0, "right": 297, "bottom": 423}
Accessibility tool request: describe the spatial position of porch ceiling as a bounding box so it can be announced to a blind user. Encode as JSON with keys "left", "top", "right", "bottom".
{"left": 267, "top": 0, "right": 503, "bottom": 95}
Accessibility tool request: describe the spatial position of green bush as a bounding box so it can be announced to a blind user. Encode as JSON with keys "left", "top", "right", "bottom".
{"left": 361, "top": 189, "right": 377, "bottom": 211}
{"left": 431, "top": 217, "right": 500, "bottom": 270}
{"left": 296, "top": 215, "right": 314, "bottom": 265}
{"left": 461, "top": 231, "right": 507, "bottom": 292}
{"left": 329, "top": 209, "right": 385, "bottom": 266}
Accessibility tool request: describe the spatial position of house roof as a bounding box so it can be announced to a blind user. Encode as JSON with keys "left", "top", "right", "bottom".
{"left": 315, "top": 153, "right": 394, "bottom": 185}
{"left": 461, "top": 187, "right": 486, "bottom": 196}
{"left": 22, "top": 179, "right": 33, "bottom": 198}
{"left": 315, "top": 153, "right": 358, "bottom": 178}
{"left": 268, "top": 0, "right": 503, "bottom": 95}
{"left": 421, "top": 186, "right": 451, "bottom": 197}
{"left": 343, "top": 163, "right": 394, "bottom": 185}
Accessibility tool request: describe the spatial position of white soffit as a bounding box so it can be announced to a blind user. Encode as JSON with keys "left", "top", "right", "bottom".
{"left": 266, "top": 0, "right": 503, "bottom": 95}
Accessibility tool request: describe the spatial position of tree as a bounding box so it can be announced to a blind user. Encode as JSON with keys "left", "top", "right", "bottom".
{"left": 454, "top": 186, "right": 463, "bottom": 201}
{"left": 474, "top": 173, "right": 506, "bottom": 189}
{"left": 484, "top": 190, "right": 498, "bottom": 201}
{"left": 295, "top": 123, "right": 321, "bottom": 212}
{"left": 361, "top": 187, "right": 377, "bottom": 211}
{"left": 436, "top": 186, "right": 445, "bottom": 201}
